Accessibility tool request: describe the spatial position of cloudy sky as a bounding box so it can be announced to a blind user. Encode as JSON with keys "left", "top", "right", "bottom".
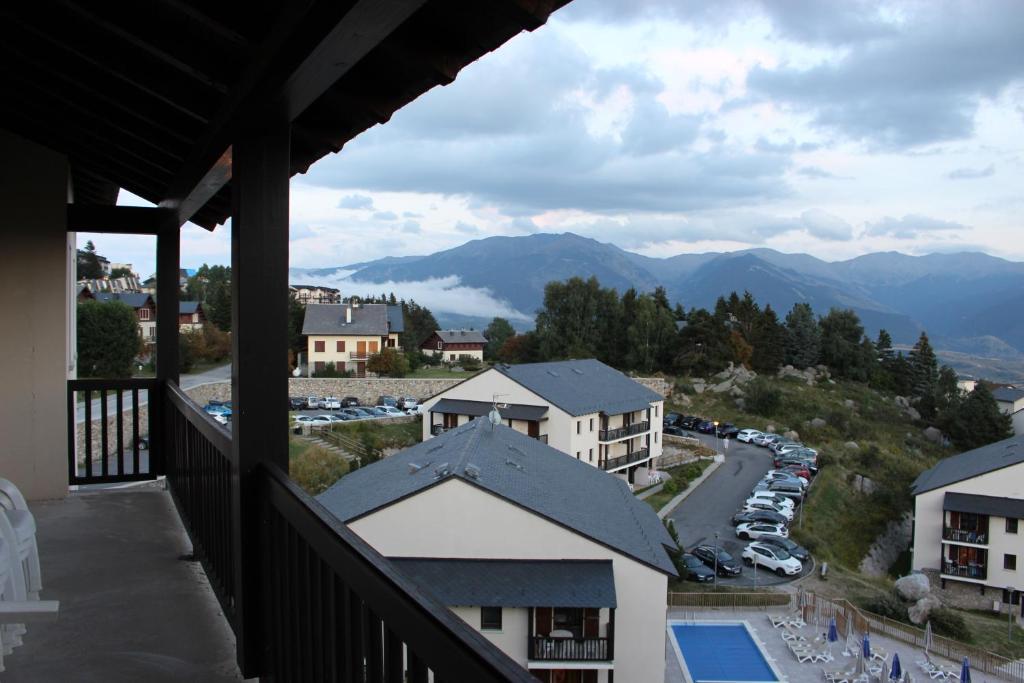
{"left": 92, "top": 0, "right": 1024, "bottom": 279}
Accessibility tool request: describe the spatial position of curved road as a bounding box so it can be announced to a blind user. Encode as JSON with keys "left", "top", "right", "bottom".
{"left": 667, "top": 433, "right": 813, "bottom": 586}
{"left": 75, "top": 363, "right": 231, "bottom": 423}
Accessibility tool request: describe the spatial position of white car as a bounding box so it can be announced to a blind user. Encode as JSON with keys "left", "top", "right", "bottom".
{"left": 319, "top": 396, "right": 341, "bottom": 410}
{"left": 400, "top": 396, "right": 419, "bottom": 410}
{"left": 776, "top": 442, "right": 813, "bottom": 456}
{"left": 295, "top": 414, "right": 334, "bottom": 427}
{"left": 405, "top": 404, "right": 425, "bottom": 416}
{"left": 748, "top": 491, "right": 795, "bottom": 510}
{"left": 743, "top": 501, "right": 794, "bottom": 521}
{"left": 736, "top": 429, "right": 762, "bottom": 443}
{"left": 763, "top": 470, "right": 808, "bottom": 487}
{"left": 306, "top": 396, "right": 320, "bottom": 409}
{"left": 736, "top": 522, "right": 789, "bottom": 540}
{"left": 376, "top": 405, "right": 405, "bottom": 417}
{"left": 742, "top": 542, "right": 803, "bottom": 576}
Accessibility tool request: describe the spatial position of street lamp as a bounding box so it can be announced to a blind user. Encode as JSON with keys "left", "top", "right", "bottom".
{"left": 713, "top": 420, "right": 720, "bottom": 454}
{"left": 713, "top": 532, "right": 720, "bottom": 592}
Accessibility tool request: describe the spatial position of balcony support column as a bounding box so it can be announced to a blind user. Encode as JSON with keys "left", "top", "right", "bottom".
{"left": 229, "top": 120, "right": 291, "bottom": 675}
{"left": 154, "top": 222, "right": 180, "bottom": 476}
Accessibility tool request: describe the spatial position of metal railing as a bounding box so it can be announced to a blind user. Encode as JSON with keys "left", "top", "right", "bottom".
{"left": 348, "top": 351, "right": 376, "bottom": 360}
{"left": 943, "top": 527, "right": 988, "bottom": 544}
{"left": 532, "top": 434, "right": 548, "bottom": 444}
{"left": 599, "top": 421, "right": 649, "bottom": 442}
{"left": 942, "top": 560, "right": 987, "bottom": 580}
{"left": 668, "top": 592, "right": 792, "bottom": 610}
{"left": 67, "top": 378, "right": 159, "bottom": 485}
{"left": 601, "top": 448, "right": 650, "bottom": 471}
{"left": 528, "top": 636, "right": 611, "bottom": 661}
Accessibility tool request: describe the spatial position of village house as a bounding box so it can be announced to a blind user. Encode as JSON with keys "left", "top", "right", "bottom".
{"left": 94, "top": 291, "right": 157, "bottom": 343}
{"left": 912, "top": 433, "right": 1024, "bottom": 608}
{"left": 993, "top": 386, "right": 1024, "bottom": 436}
{"left": 302, "top": 302, "right": 403, "bottom": 377}
{"left": 290, "top": 283, "right": 341, "bottom": 305}
{"left": 421, "top": 328, "right": 487, "bottom": 364}
{"left": 421, "top": 359, "right": 664, "bottom": 485}
{"left": 317, "top": 418, "right": 676, "bottom": 683}
{"left": 178, "top": 301, "right": 206, "bottom": 332}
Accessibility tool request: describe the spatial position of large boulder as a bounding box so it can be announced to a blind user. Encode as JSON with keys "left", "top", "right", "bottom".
{"left": 844, "top": 441, "right": 860, "bottom": 450}
{"left": 765, "top": 425, "right": 776, "bottom": 434}
{"left": 734, "top": 398, "right": 746, "bottom": 410}
{"left": 844, "top": 399, "right": 856, "bottom": 409}
{"left": 783, "top": 430, "right": 800, "bottom": 441}
{"left": 895, "top": 573, "right": 931, "bottom": 602}
{"left": 905, "top": 406, "right": 922, "bottom": 421}
{"left": 908, "top": 595, "right": 942, "bottom": 625}
{"left": 714, "top": 364, "right": 734, "bottom": 380}
{"left": 923, "top": 426, "right": 943, "bottom": 443}
{"left": 729, "top": 385, "right": 745, "bottom": 398}
{"left": 810, "top": 417, "right": 827, "bottom": 429}
{"left": 853, "top": 474, "right": 877, "bottom": 495}
{"left": 895, "top": 395, "right": 911, "bottom": 408}
{"left": 692, "top": 380, "right": 706, "bottom": 394}
{"left": 711, "top": 379, "right": 734, "bottom": 394}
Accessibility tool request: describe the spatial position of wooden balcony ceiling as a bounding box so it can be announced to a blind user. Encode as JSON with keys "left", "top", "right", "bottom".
{"left": 0, "top": 0, "right": 568, "bottom": 229}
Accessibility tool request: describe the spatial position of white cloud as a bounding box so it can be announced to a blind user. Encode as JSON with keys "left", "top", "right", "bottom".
{"left": 800, "top": 208, "right": 854, "bottom": 241}
{"left": 338, "top": 194, "right": 374, "bottom": 210}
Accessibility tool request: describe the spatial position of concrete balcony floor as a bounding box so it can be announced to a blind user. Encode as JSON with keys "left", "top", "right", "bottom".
{"left": 5, "top": 483, "right": 244, "bottom": 682}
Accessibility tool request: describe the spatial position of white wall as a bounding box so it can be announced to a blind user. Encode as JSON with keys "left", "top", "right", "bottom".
{"left": 913, "top": 461, "right": 1024, "bottom": 591}
{"left": 0, "top": 129, "right": 70, "bottom": 500}
{"left": 450, "top": 606, "right": 530, "bottom": 664}
{"left": 351, "top": 479, "right": 668, "bottom": 683}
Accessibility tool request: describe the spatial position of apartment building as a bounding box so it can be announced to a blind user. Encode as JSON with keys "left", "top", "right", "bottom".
{"left": 993, "top": 387, "right": 1024, "bottom": 436}
{"left": 317, "top": 418, "right": 677, "bottom": 683}
{"left": 302, "top": 302, "right": 403, "bottom": 377}
{"left": 290, "top": 283, "right": 341, "bottom": 305}
{"left": 422, "top": 359, "right": 664, "bottom": 485}
{"left": 912, "top": 434, "right": 1024, "bottom": 604}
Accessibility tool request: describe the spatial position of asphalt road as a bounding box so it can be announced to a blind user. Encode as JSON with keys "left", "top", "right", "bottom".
{"left": 75, "top": 363, "right": 231, "bottom": 423}
{"left": 667, "top": 431, "right": 814, "bottom": 587}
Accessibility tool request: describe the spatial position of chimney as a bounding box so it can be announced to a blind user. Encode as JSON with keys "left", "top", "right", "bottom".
{"left": 345, "top": 306, "right": 352, "bottom": 324}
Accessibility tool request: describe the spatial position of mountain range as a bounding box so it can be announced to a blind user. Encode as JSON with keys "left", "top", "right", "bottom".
{"left": 293, "top": 232, "right": 1024, "bottom": 376}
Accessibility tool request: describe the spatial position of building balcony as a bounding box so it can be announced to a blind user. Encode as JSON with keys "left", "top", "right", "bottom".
{"left": 601, "top": 448, "right": 651, "bottom": 471}
{"left": 528, "top": 636, "right": 612, "bottom": 662}
{"left": 942, "top": 527, "right": 988, "bottom": 544}
{"left": 942, "top": 560, "right": 987, "bottom": 581}
{"left": 348, "top": 351, "right": 375, "bottom": 360}
{"left": 599, "top": 421, "right": 649, "bottom": 442}
{"left": 533, "top": 434, "right": 548, "bottom": 444}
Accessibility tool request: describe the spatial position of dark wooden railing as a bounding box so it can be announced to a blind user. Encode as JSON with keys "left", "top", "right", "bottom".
{"left": 67, "top": 378, "right": 159, "bottom": 485}
{"left": 164, "top": 381, "right": 237, "bottom": 625}
{"left": 599, "top": 421, "right": 649, "bottom": 442}
{"left": 532, "top": 434, "right": 548, "bottom": 444}
{"left": 601, "top": 448, "right": 650, "bottom": 471}
{"left": 528, "top": 636, "right": 611, "bottom": 662}
{"left": 260, "top": 464, "right": 537, "bottom": 682}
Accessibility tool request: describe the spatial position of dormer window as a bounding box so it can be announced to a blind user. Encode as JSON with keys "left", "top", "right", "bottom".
{"left": 138, "top": 308, "right": 150, "bottom": 320}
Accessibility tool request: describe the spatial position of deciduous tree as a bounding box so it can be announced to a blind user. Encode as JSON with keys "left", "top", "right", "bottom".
{"left": 77, "top": 300, "right": 141, "bottom": 377}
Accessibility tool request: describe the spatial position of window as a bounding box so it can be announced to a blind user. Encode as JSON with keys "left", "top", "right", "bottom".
{"left": 589, "top": 448, "right": 593, "bottom": 463}
{"left": 589, "top": 418, "right": 594, "bottom": 432}
{"left": 655, "top": 432, "right": 659, "bottom": 443}
{"left": 481, "top": 606, "right": 502, "bottom": 631}
{"left": 314, "top": 361, "right": 325, "bottom": 373}
{"left": 437, "top": 341, "right": 443, "bottom": 350}
{"left": 314, "top": 340, "right": 325, "bottom": 353}
{"left": 1008, "top": 519, "right": 1019, "bottom": 534}
{"left": 1006, "top": 554, "right": 1017, "bottom": 571}
{"left": 336, "top": 340, "right": 345, "bottom": 352}
{"left": 576, "top": 451, "right": 581, "bottom": 459}
{"left": 655, "top": 405, "right": 659, "bottom": 418}
{"left": 576, "top": 421, "right": 581, "bottom": 434}
{"left": 450, "top": 353, "right": 456, "bottom": 360}
{"left": 138, "top": 307, "right": 150, "bottom": 320}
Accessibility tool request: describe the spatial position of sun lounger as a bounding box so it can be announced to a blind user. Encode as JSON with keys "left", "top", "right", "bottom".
{"left": 917, "top": 657, "right": 949, "bottom": 680}
{"left": 770, "top": 612, "right": 807, "bottom": 628}
{"left": 781, "top": 624, "right": 808, "bottom": 642}
{"left": 823, "top": 666, "right": 864, "bottom": 683}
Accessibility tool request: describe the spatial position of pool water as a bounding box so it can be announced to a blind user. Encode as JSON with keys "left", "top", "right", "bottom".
{"left": 670, "top": 623, "right": 779, "bottom": 683}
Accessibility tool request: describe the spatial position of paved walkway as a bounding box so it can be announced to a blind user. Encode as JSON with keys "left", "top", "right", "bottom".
{"left": 5, "top": 485, "right": 243, "bottom": 682}
{"left": 665, "top": 609, "right": 1001, "bottom": 683}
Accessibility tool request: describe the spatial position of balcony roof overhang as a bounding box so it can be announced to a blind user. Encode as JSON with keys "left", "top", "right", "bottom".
{"left": 0, "top": 0, "right": 570, "bottom": 230}
{"left": 944, "top": 492, "right": 1024, "bottom": 519}
{"left": 433, "top": 398, "right": 549, "bottom": 422}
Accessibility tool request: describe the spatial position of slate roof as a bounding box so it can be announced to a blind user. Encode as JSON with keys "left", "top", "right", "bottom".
{"left": 944, "top": 493, "right": 1024, "bottom": 520}
{"left": 94, "top": 292, "right": 154, "bottom": 310}
{"left": 388, "top": 558, "right": 616, "bottom": 608}
{"left": 435, "top": 329, "right": 487, "bottom": 344}
{"left": 993, "top": 387, "right": 1024, "bottom": 404}
{"left": 492, "top": 359, "right": 662, "bottom": 417}
{"left": 387, "top": 306, "right": 405, "bottom": 334}
{"left": 317, "top": 419, "right": 677, "bottom": 575}
{"left": 912, "top": 434, "right": 1024, "bottom": 494}
{"left": 301, "top": 303, "right": 401, "bottom": 336}
{"left": 432, "top": 399, "right": 548, "bottom": 422}
{"left": 179, "top": 301, "right": 201, "bottom": 315}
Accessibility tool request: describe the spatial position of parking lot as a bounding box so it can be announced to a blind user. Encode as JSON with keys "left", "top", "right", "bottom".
{"left": 667, "top": 431, "right": 814, "bottom": 586}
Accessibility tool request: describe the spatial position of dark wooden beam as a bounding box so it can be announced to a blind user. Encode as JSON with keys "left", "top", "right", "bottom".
{"left": 230, "top": 122, "right": 291, "bottom": 675}
{"left": 160, "top": 0, "right": 425, "bottom": 227}
{"left": 67, "top": 205, "right": 176, "bottom": 234}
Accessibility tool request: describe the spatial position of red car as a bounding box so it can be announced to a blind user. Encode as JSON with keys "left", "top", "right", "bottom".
{"left": 780, "top": 464, "right": 811, "bottom": 480}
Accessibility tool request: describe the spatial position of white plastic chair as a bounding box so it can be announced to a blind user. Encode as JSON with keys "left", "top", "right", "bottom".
{"left": 0, "top": 479, "right": 41, "bottom": 600}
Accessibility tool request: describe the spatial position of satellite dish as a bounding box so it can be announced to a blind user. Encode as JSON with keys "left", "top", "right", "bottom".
{"left": 488, "top": 409, "right": 502, "bottom": 426}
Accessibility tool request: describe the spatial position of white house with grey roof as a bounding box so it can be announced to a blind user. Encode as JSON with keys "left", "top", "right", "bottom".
{"left": 912, "top": 434, "right": 1024, "bottom": 603}
{"left": 420, "top": 328, "right": 487, "bottom": 364}
{"left": 302, "top": 302, "right": 403, "bottom": 377}
{"left": 420, "top": 359, "right": 665, "bottom": 486}
{"left": 317, "top": 418, "right": 677, "bottom": 683}
{"left": 993, "top": 387, "right": 1024, "bottom": 436}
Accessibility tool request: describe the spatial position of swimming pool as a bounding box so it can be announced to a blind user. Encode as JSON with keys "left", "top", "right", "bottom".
{"left": 668, "top": 621, "right": 781, "bottom": 683}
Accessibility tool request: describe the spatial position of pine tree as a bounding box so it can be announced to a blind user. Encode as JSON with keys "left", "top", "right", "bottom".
{"left": 876, "top": 329, "right": 894, "bottom": 363}
{"left": 818, "top": 308, "right": 873, "bottom": 380}
{"left": 939, "top": 384, "right": 1013, "bottom": 450}
{"left": 908, "top": 332, "right": 939, "bottom": 398}
{"left": 783, "top": 303, "right": 820, "bottom": 368}
{"left": 750, "top": 304, "right": 786, "bottom": 372}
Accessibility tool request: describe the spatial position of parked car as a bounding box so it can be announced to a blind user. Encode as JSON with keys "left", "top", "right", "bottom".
{"left": 341, "top": 396, "right": 360, "bottom": 407}
{"left": 289, "top": 397, "right": 307, "bottom": 410}
{"left": 319, "top": 396, "right": 341, "bottom": 410}
{"left": 751, "top": 432, "right": 775, "bottom": 447}
{"left": 757, "top": 534, "right": 810, "bottom": 563}
{"left": 377, "top": 395, "right": 399, "bottom": 408}
{"left": 664, "top": 425, "right": 686, "bottom": 437}
{"left": 743, "top": 501, "right": 794, "bottom": 521}
{"left": 776, "top": 455, "right": 819, "bottom": 473}
{"left": 732, "top": 509, "right": 788, "bottom": 527}
{"left": 768, "top": 481, "right": 804, "bottom": 502}
{"left": 775, "top": 442, "right": 811, "bottom": 456}
{"left": 759, "top": 434, "right": 786, "bottom": 448}
{"left": 376, "top": 405, "right": 405, "bottom": 417}
{"left": 742, "top": 542, "right": 803, "bottom": 576}
{"left": 306, "top": 396, "right": 320, "bottom": 409}
{"left": 736, "top": 522, "right": 789, "bottom": 540}
{"left": 679, "top": 416, "right": 702, "bottom": 430}
{"left": 295, "top": 414, "right": 334, "bottom": 426}
{"left": 352, "top": 407, "right": 378, "bottom": 419}
{"left": 211, "top": 413, "right": 229, "bottom": 425}
{"left": 365, "top": 407, "right": 389, "bottom": 416}
{"left": 716, "top": 423, "right": 740, "bottom": 439}
{"left": 736, "top": 429, "right": 762, "bottom": 443}
{"left": 204, "top": 403, "right": 232, "bottom": 418}
{"left": 691, "top": 545, "right": 742, "bottom": 576}
{"left": 340, "top": 408, "right": 365, "bottom": 420}
{"left": 768, "top": 440, "right": 799, "bottom": 454}
{"left": 762, "top": 471, "right": 808, "bottom": 488}
{"left": 696, "top": 420, "right": 717, "bottom": 434}
{"left": 398, "top": 396, "right": 419, "bottom": 410}
{"left": 748, "top": 491, "right": 795, "bottom": 509}
{"left": 664, "top": 412, "right": 683, "bottom": 428}
{"left": 680, "top": 553, "right": 715, "bottom": 583}
{"left": 779, "top": 464, "right": 812, "bottom": 480}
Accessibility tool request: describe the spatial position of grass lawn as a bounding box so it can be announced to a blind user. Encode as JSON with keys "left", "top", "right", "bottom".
{"left": 329, "top": 418, "right": 423, "bottom": 449}
{"left": 960, "top": 609, "right": 1024, "bottom": 659}
{"left": 288, "top": 433, "right": 350, "bottom": 495}
{"left": 643, "top": 460, "right": 711, "bottom": 513}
